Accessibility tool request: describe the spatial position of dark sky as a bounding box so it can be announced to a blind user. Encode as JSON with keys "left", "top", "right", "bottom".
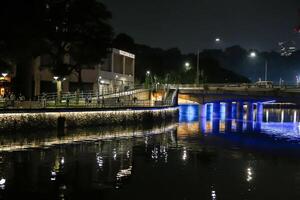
{"left": 101, "top": 0, "right": 300, "bottom": 53}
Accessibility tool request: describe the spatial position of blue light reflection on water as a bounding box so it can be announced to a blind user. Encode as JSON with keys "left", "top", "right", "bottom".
{"left": 179, "top": 104, "right": 199, "bottom": 122}
{"left": 179, "top": 104, "right": 300, "bottom": 142}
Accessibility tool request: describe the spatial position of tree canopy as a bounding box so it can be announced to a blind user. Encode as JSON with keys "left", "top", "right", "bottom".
{"left": 112, "top": 33, "right": 250, "bottom": 84}
{"left": 0, "top": 0, "right": 114, "bottom": 96}
{"left": 45, "top": 0, "right": 114, "bottom": 79}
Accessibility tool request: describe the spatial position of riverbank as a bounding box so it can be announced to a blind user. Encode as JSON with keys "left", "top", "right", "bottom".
{"left": 0, "top": 106, "right": 179, "bottom": 132}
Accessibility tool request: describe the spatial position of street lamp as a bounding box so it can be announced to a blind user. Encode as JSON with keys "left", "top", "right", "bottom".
{"left": 1, "top": 73, "right": 8, "bottom": 78}
{"left": 215, "top": 38, "right": 221, "bottom": 43}
{"left": 249, "top": 51, "right": 257, "bottom": 58}
{"left": 145, "top": 70, "right": 152, "bottom": 89}
{"left": 184, "top": 62, "right": 191, "bottom": 71}
{"left": 53, "top": 76, "right": 66, "bottom": 103}
{"left": 249, "top": 51, "right": 268, "bottom": 82}
{"left": 114, "top": 75, "right": 119, "bottom": 92}
{"left": 98, "top": 76, "right": 103, "bottom": 96}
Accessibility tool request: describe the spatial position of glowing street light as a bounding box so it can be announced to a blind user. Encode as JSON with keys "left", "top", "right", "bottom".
{"left": 146, "top": 70, "right": 151, "bottom": 76}
{"left": 184, "top": 62, "right": 191, "bottom": 71}
{"left": 1, "top": 73, "right": 8, "bottom": 77}
{"left": 215, "top": 38, "right": 221, "bottom": 43}
{"left": 53, "top": 76, "right": 66, "bottom": 103}
{"left": 249, "top": 51, "right": 257, "bottom": 58}
{"left": 249, "top": 51, "right": 268, "bottom": 81}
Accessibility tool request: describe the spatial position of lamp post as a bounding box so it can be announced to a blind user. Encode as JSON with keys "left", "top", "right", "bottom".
{"left": 249, "top": 51, "right": 268, "bottom": 82}
{"left": 114, "top": 75, "right": 119, "bottom": 92}
{"left": 184, "top": 62, "right": 191, "bottom": 72}
{"left": 98, "top": 76, "right": 102, "bottom": 96}
{"left": 0, "top": 73, "right": 8, "bottom": 97}
{"left": 145, "top": 70, "right": 152, "bottom": 89}
{"left": 196, "top": 50, "right": 200, "bottom": 85}
{"left": 53, "top": 76, "right": 66, "bottom": 103}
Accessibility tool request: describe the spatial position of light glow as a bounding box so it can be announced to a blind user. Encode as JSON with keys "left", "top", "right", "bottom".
{"left": 1, "top": 73, "right": 8, "bottom": 77}
{"left": 249, "top": 51, "right": 257, "bottom": 58}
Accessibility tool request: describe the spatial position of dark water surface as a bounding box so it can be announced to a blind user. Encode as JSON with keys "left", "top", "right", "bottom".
{"left": 1, "top": 105, "right": 300, "bottom": 199}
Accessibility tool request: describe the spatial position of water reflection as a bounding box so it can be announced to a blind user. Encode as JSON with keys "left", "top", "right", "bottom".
{"left": 2, "top": 105, "right": 300, "bottom": 199}
{"left": 179, "top": 104, "right": 300, "bottom": 142}
{"left": 0, "top": 123, "right": 177, "bottom": 152}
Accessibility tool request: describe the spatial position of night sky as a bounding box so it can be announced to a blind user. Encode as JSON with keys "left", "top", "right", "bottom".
{"left": 101, "top": 0, "right": 300, "bottom": 53}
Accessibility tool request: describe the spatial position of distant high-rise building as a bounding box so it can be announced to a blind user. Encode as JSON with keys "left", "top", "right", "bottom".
{"left": 278, "top": 41, "right": 296, "bottom": 57}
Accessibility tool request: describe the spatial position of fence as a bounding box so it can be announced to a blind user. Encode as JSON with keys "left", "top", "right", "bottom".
{"left": 0, "top": 84, "right": 178, "bottom": 110}
{"left": 0, "top": 99, "right": 174, "bottom": 109}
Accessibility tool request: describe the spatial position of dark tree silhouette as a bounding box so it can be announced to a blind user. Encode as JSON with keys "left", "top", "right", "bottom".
{"left": 45, "top": 0, "right": 114, "bottom": 85}
{"left": 113, "top": 33, "right": 136, "bottom": 53}
{"left": 0, "top": 0, "right": 114, "bottom": 97}
{"left": 0, "top": 0, "right": 47, "bottom": 97}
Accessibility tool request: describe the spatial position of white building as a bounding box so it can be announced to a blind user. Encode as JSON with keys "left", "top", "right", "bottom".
{"left": 33, "top": 48, "right": 135, "bottom": 96}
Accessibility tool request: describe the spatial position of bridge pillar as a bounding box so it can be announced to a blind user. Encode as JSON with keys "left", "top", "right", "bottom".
{"left": 213, "top": 119, "right": 220, "bottom": 134}
{"left": 236, "top": 102, "right": 244, "bottom": 119}
{"left": 246, "top": 102, "right": 253, "bottom": 121}
{"left": 225, "top": 102, "right": 233, "bottom": 119}
{"left": 246, "top": 120, "right": 254, "bottom": 132}
{"left": 213, "top": 102, "right": 221, "bottom": 119}
{"left": 198, "top": 104, "right": 206, "bottom": 118}
{"left": 236, "top": 119, "right": 243, "bottom": 132}
{"left": 256, "top": 102, "right": 263, "bottom": 123}
{"left": 199, "top": 115, "right": 206, "bottom": 134}
{"left": 294, "top": 110, "right": 298, "bottom": 123}
{"left": 225, "top": 119, "right": 232, "bottom": 132}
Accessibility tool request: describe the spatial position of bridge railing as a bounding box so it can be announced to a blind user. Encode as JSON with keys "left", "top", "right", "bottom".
{"left": 170, "top": 83, "right": 300, "bottom": 90}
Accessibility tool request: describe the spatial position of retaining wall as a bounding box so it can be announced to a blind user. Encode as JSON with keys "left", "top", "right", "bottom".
{"left": 0, "top": 107, "right": 179, "bottom": 132}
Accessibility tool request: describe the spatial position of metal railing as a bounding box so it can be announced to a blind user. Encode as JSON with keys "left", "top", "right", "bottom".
{"left": 170, "top": 83, "right": 300, "bottom": 91}
{"left": 37, "top": 84, "right": 147, "bottom": 102}
{"left": 0, "top": 84, "right": 179, "bottom": 110}
{"left": 0, "top": 99, "right": 174, "bottom": 110}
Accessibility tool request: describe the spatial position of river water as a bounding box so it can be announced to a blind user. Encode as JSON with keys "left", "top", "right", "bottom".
{"left": 1, "top": 105, "right": 300, "bottom": 199}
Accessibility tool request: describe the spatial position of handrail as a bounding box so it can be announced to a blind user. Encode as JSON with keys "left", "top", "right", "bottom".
{"left": 0, "top": 99, "right": 174, "bottom": 110}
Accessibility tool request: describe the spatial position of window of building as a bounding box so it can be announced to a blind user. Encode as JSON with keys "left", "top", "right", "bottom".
{"left": 113, "top": 54, "right": 123, "bottom": 74}
{"left": 125, "top": 57, "right": 134, "bottom": 76}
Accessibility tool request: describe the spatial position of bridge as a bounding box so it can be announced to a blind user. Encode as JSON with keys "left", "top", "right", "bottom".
{"left": 2, "top": 83, "right": 300, "bottom": 113}
{"left": 171, "top": 83, "right": 300, "bottom": 120}
{"left": 171, "top": 84, "right": 300, "bottom": 104}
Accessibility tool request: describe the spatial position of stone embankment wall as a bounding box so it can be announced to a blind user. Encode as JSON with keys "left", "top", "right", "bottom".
{"left": 0, "top": 107, "right": 178, "bottom": 132}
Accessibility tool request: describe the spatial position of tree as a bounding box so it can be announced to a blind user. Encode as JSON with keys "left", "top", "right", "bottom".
{"left": 45, "top": 0, "right": 114, "bottom": 86}
{"left": 113, "top": 33, "right": 135, "bottom": 53}
{"left": 0, "top": 0, "right": 47, "bottom": 97}
{"left": 0, "top": 0, "right": 114, "bottom": 97}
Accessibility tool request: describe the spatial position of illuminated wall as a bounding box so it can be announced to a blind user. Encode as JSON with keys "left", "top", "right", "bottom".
{"left": 0, "top": 107, "right": 178, "bottom": 132}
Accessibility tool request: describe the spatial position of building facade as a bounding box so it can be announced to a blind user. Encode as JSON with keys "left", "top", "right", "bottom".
{"left": 33, "top": 48, "right": 135, "bottom": 96}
